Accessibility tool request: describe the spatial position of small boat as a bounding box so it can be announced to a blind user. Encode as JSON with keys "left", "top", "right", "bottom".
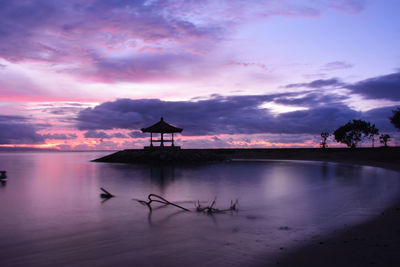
{"left": 0, "top": 171, "right": 7, "bottom": 179}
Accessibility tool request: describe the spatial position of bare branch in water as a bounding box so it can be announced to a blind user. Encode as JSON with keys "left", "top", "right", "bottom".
{"left": 196, "top": 198, "right": 239, "bottom": 214}
{"left": 100, "top": 187, "right": 114, "bottom": 199}
{"left": 135, "top": 194, "right": 239, "bottom": 214}
{"left": 136, "top": 194, "right": 190, "bottom": 212}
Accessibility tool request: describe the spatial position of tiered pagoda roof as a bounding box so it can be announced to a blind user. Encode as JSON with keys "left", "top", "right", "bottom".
{"left": 141, "top": 117, "right": 183, "bottom": 133}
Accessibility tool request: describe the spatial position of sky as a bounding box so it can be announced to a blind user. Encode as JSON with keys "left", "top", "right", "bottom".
{"left": 0, "top": 0, "right": 399, "bottom": 150}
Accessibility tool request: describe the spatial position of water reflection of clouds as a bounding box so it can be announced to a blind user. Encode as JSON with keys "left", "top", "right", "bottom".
{"left": 1, "top": 153, "right": 400, "bottom": 267}
{"left": 146, "top": 209, "right": 188, "bottom": 227}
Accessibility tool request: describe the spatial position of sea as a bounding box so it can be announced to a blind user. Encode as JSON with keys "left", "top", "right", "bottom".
{"left": 0, "top": 151, "right": 399, "bottom": 266}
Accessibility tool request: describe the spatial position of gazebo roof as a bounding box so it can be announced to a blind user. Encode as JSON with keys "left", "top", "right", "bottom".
{"left": 141, "top": 117, "right": 183, "bottom": 133}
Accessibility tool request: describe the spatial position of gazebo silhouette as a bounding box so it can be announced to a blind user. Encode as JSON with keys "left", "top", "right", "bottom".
{"left": 141, "top": 117, "right": 183, "bottom": 148}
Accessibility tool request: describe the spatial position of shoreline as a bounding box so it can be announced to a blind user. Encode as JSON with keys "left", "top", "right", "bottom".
{"left": 233, "top": 158, "right": 400, "bottom": 173}
{"left": 93, "top": 147, "right": 400, "bottom": 266}
{"left": 255, "top": 159, "right": 400, "bottom": 267}
{"left": 3, "top": 148, "right": 399, "bottom": 266}
{"left": 93, "top": 147, "right": 400, "bottom": 166}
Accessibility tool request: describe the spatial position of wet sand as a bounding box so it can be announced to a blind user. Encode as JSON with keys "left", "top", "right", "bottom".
{"left": 256, "top": 159, "right": 400, "bottom": 267}
{"left": 271, "top": 199, "right": 400, "bottom": 266}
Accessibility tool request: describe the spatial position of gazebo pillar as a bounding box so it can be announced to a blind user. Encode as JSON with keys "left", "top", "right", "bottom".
{"left": 161, "top": 133, "right": 164, "bottom": 147}
{"left": 172, "top": 133, "right": 174, "bottom": 147}
{"left": 150, "top": 132, "right": 153, "bottom": 147}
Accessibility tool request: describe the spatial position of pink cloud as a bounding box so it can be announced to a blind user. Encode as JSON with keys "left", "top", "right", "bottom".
{"left": 0, "top": 94, "right": 101, "bottom": 103}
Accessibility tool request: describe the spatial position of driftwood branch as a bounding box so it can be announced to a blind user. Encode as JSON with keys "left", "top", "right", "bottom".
{"left": 135, "top": 194, "right": 239, "bottom": 214}
{"left": 137, "top": 194, "right": 190, "bottom": 212}
{"left": 100, "top": 187, "right": 115, "bottom": 199}
{"left": 196, "top": 198, "right": 239, "bottom": 214}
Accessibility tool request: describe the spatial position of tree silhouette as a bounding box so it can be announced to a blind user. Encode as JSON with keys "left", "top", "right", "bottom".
{"left": 368, "top": 124, "right": 379, "bottom": 147}
{"left": 333, "top": 120, "right": 377, "bottom": 148}
{"left": 379, "top": 134, "right": 391, "bottom": 147}
{"left": 320, "top": 132, "right": 329, "bottom": 148}
{"left": 390, "top": 108, "right": 400, "bottom": 130}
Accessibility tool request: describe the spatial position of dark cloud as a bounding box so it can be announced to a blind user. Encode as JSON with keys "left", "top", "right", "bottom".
{"left": 261, "top": 134, "right": 317, "bottom": 144}
{"left": 84, "top": 130, "right": 110, "bottom": 139}
{"left": 42, "top": 107, "right": 85, "bottom": 116}
{"left": 83, "top": 130, "right": 128, "bottom": 139}
{"left": 361, "top": 106, "right": 400, "bottom": 132}
{"left": 273, "top": 92, "right": 348, "bottom": 107}
{"left": 284, "top": 72, "right": 400, "bottom": 102}
{"left": 75, "top": 94, "right": 364, "bottom": 135}
{"left": 0, "top": 115, "right": 44, "bottom": 144}
{"left": 212, "top": 136, "right": 221, "bottom": 141}
{"left": 285, "top": 78, "right": 344, "bottom": 88}
{"left": 275, "top": 105, "right": 360, "bottom": 133}
{"left": 111, "top": 133, "right": 129, "bottom": 139}
{"left": 74, "top": 69, "right": 400, "bottom": 136}
{"left": 76, "top": 95, "right": 280, "bottom": 134}
{"left": 347, "top": 72, "right": 400, "bottom": 101}
{"left": 41, "top": 133, "right": 77, "bottom": 140}
{"left": 128, "top": 131, "right": 145, "bottom": 138}
{"left": 0, "top": 115, "right": 28, "bottom": 122}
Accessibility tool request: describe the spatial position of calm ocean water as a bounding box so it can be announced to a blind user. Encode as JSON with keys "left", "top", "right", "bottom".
{"left": 0, "top": 152, "right": 399, "bottom": 266}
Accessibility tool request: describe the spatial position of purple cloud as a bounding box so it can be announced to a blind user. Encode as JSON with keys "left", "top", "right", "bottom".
{"left": 228, "top": 61, "right": 269, "bottom": 71}
{"left": 273, "top": 92, "right": 348, "bottom": 107}
{"left": 75, "top": 94, "right": 368, "bottom": 135}
{"left": 81, "top": 53, "right": 200, "bottom": 83}
{"left": 41, "top": 133, "right": 77, "bottom": 140}
{"left": 111, "top": 132, "right": 129, "bottom": 139}
{"left": 76, "top": 95, "right": 280, "bottom": 134}
{"left": 276, "top": 105, "right": 361, "bottom": 134}
{"left": 327, "top": 0, "right": 366, "bottom": 13}
{"left": 284, "top": 72, "right": 400, "bottom": 102}
{"left": 0, "top": 0, "right": 368, "bottom": 84}
{"left": 285, "top": 78, "right": 344, "bottom": 88}
{"left": 0, "top": 115, "right": 44, "bottom": 144}
{"left": 69, "top": 70, "right": 400, "bottom": 139}
{"left": 41, "top": 104, "right": 86, "bottom": 116}
{"left": 362, "top": 106, "right": 400, "bottom": 132}
{"left": 0, "top": 0, "right": 221, "bottom": 63}
{"left": 347, "top": 72, "right": 400, "bottom": 101}
{"left": 83, "top": 130, "right": 128, "bottom": 139}
{"left": 321, "top": 61, "right": 353, "bottom": 71}
{"left": 128, "top": 131, "right": 145, "bottom": 138}
{"left": 84, "top": 130, "right": 110, "bottom": 139}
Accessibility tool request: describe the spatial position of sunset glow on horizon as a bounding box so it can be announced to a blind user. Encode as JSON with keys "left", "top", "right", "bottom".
{"left": 1, "top": 0, "right": 400, "bottom": 150}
